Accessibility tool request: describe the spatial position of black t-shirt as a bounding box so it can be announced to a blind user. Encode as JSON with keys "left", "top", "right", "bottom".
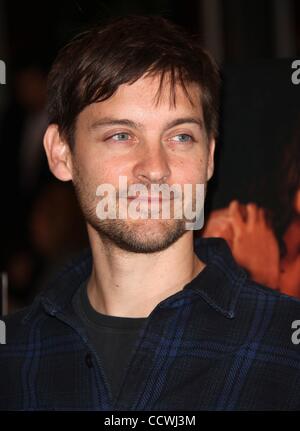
{"left": 72, "top": 282, "right": 147, "bottom": 402}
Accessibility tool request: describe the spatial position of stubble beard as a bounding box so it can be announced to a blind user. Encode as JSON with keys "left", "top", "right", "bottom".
{"left": 72, "top": 166, "right": 188, "bottom": 254}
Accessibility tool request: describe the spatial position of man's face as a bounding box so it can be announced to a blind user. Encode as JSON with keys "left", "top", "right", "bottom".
{"left": 70, "top": 73, "right": 215, "bottom": 253}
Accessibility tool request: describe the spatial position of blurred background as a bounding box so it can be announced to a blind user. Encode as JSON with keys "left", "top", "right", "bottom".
{"left": 0, "top": 0, "right": 300, "bottom": 312}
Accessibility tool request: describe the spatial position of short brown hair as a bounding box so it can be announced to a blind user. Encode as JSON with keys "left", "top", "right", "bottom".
{"left": 47, "top": 14, "right": 220, "bottom": 147}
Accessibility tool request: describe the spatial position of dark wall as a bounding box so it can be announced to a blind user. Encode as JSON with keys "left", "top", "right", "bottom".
{"left": 209, "top": 59, "right": 300, "bottom": 212}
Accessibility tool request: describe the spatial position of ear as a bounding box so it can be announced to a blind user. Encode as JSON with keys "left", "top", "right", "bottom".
{"left": 206, "top": 138, "right": 215, "bottom": 181}
{"left": 43, "top": 124, "right": 73, "bottom": 181}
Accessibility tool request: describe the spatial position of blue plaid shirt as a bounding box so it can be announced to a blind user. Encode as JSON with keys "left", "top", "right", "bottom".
{"left": 1, "top": 237, "right": 300, "bottom": 411}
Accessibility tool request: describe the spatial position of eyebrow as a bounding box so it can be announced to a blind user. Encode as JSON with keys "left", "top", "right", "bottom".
{"left": 88, "top": 116, "right": 204, "bottom": 132}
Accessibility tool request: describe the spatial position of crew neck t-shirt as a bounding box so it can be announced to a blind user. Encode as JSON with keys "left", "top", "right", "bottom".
{"left": 72, "top": 282, "right": 147, "bottom": 402}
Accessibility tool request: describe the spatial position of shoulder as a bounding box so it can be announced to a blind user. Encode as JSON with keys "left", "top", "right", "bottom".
{"left": 238, "top": 278, "right": 300, "bottom": 349}
{"left": 242, "top": 277, "right": 300, "bottom": 311}
{"left": 0, "top": 299, "right": 51, "bottom": 353}
{"left": 1, "top": 306, "right": 33, "bottom": 342}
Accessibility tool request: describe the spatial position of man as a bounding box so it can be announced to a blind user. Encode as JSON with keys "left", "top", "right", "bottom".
{"left": 1, "top": 15, "right": 300, "bottom": 411}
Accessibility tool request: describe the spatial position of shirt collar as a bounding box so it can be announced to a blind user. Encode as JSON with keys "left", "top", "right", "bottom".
{"left": 22, "top": 237, "right": 247, "bottom": 324}
{"left": 191, "top": 237, "right": 248, "bottom": 318}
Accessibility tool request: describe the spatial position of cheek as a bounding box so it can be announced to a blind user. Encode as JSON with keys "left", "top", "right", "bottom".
{"left": 75, "top": 148, "right": 126, "bottom": 189}
{"left": 171, "top": 155, "right": 208, "bottom": 185}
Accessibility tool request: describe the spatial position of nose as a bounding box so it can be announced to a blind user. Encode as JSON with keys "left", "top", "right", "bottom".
{"left": 132, "top": 144, "right": 171, "bottom": 185}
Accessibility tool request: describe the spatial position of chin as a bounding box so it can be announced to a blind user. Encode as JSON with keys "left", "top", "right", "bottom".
{"left": 93, "top": 218, "right": 187, "bottom": 254}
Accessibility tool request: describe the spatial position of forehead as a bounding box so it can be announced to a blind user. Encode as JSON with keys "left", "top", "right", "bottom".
{"left": 76, "top": 73, "right": 206, "bottom": 135}
{"left": 112, "top": 72, "right": 202, "bottom": 111}
{"left": 80, "top": 72, "right": 204, "bottom": 124}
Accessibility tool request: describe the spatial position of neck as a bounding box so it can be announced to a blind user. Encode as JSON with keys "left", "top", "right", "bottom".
{"left": 86, "top": 225, "right": 205, "bottom": 318}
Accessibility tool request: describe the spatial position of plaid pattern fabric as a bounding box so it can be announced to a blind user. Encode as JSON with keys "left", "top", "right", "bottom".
{"left": 1, "top": 237, "right": 300, "bottom": 411}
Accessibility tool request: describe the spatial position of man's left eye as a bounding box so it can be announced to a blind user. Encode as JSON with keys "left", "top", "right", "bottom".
{"left": 111, "top": 133, "right": 131, "bottom": 141}
{"left": 172, "top": 134, "right": 193, "bottom": 143}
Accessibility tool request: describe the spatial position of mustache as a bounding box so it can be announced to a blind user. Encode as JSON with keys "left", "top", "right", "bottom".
{"left": 117, "top": 183, "right": 183, "bottom": 200}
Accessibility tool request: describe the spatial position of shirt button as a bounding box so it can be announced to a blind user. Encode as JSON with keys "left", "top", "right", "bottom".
{"left": 85, "top": 353, "right": 94, "bottom": 368}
